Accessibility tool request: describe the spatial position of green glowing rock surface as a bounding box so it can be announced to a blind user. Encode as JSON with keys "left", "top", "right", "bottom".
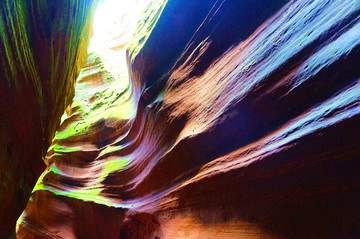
{"left": 32, "top": 50, "right": 135, "bottom": 206}
{"left": 29, "top": 1, "right": 170, "bottom": 208}
{"left": 54, "top": 53, "right": 136, "bottom": 141}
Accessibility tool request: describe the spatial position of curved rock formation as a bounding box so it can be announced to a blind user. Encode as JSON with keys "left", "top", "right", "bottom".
{"left": 0, "top": 1, "right": 98, "bottom": 237}
{"left": 10, "top": 0, "right": 360, "bottom": 238}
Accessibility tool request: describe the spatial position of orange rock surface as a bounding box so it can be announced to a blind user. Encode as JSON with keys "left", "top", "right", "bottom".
{"left": 1, "top": 0, "right": 360, "bottom": 238}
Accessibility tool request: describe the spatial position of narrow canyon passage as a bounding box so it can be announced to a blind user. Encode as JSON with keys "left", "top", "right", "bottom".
{"left": 1, "top": 0, "right": 360, "bottom": 238}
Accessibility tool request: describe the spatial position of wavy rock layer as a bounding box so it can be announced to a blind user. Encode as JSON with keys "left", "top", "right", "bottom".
{"left": 0, "top": 1, "right": 98, "bottom": 238}
{"left": 19, "top": 0, "right": 360, "bottom": 238}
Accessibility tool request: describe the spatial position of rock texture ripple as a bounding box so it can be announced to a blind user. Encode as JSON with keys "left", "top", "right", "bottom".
{"left": 13, "top": 0, "right": 360, "bottom": 238}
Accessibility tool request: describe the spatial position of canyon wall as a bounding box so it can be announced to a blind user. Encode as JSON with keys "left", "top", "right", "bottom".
{"left": 14, "top": 0, "right": 360, "bottom": 238}
{"left": 0, "top": 1, "right": 98, "bottom": 238}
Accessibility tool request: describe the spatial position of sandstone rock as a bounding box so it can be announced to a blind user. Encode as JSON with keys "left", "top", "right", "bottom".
{"left": 0, "top": 1, "right": 98, "bottom": 237}
{"left": 13, "top": 0, "right": 360, "bottom": 238}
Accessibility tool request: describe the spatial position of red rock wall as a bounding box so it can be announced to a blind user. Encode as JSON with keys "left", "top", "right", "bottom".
{"left": 0, "top": 1, "right": 98, "bottom": 238}
{"left": 17, "top": 0, "right": 360, "bottom": 238}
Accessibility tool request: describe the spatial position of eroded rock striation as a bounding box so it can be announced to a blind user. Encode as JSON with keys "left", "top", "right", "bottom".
{"left": 9, "top": 0, "right": 360, "bottom": 238}
{"left": 0, "top": 1, "right": 98, "bottom": 237}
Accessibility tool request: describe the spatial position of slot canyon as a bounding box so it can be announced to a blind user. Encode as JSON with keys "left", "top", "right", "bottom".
{"left": 1, "top": 0, "right": 360, "bottom": 238}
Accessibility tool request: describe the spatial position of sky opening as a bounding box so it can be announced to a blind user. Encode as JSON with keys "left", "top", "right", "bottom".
{"left": 89, "top": 0, "right": 152, "bottom": 54}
